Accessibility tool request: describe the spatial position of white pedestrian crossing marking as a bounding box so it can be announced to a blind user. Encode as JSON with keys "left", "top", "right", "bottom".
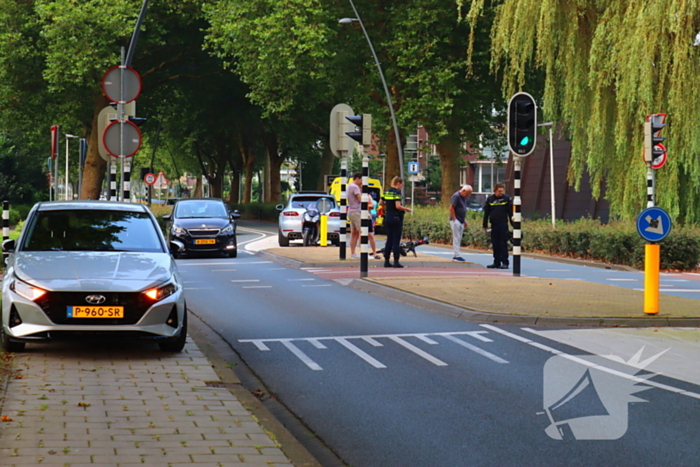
{"left": 239, "top": 331, "right": 508, "bottom": 370}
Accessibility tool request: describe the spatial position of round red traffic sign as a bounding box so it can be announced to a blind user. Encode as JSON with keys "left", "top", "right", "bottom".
{"left": 101, "top": 65, "right": 142, "bottom": 103}
{"left": 102, "top": 120, "right": 142, "bottom": 158}
{"left": 144, "top": 173, "right": 156, "bottom": 185}
{"left": 652, "top": 144, "right": 667, "bottom": 169}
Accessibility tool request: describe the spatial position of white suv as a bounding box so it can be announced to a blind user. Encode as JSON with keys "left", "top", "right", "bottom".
{"left": 276, "top": 192, "right": 340, "bottom": 246}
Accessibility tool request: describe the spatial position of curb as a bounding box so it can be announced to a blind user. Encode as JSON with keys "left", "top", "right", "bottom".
{"left": 259, "top": 250, "right": 700, "bottom": 328}
{"left": 187, "top": 311, "right": 335, "bottom": 467}
{"left": 348, "top": 279, "right": 700, "bottom": 328}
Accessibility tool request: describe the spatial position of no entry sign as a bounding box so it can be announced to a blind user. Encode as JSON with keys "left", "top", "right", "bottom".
{"left": 102, "top": 120, "right": 142, "bottom": 158}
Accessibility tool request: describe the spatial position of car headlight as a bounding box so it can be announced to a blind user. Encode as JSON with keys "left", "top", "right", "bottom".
{"left": 172, "top": 226, "right": 187, "bottom": 235}
{"left": 11, "top": 279, "right": 47, "bottom": 301}
{"left": 143, "top": 282, "right": 178, "bottom": 302}
{"left": 220, "top": 224, "right": 234, "bottom": 234}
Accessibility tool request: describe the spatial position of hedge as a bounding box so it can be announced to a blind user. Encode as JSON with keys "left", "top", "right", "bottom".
{"left": 403, "top": 206, "right": 700, "bottom": 271}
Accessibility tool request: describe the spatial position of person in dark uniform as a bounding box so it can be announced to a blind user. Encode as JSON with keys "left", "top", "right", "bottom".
{"left": 482, "top": 183, "right": 513, "bottom": 269}
{"left": 380, "top": 176, "right": 412, "bottom": 268}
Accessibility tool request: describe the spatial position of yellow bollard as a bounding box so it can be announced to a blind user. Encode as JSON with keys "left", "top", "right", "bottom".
{"left": 644, "top": 243, "right": 660, "bottom": 315}
{"left": 320, "top": 215, "right": 328, "bottom": 247}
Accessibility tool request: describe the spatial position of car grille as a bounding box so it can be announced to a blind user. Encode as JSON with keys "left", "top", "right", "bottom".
{"left": 35, "top": 291, "right": 151, "bottom": 325}
{"left": 188, "top": 229, "right": 220, "bottom": 237}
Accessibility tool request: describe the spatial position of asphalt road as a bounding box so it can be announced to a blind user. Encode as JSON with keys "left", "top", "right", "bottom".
{"left": 178, "top": 221, "right": 700, "bottom": 466}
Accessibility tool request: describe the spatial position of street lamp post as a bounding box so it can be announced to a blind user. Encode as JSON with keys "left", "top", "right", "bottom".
{"left": 65, "top": 134, "right": 79, "bottom": 200}
{"left": 538, "top": 122, "right": 555, "bottom": 228}
{"left": 339, "top": 10, "right": 405, "bottom": 190}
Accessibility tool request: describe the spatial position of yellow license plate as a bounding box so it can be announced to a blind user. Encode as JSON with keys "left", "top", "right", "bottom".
{"left": 67, "top": 306, "right": 124, "bottom": 318}
{"left": 195, "top": 239, "right": 216, "bottom": 245}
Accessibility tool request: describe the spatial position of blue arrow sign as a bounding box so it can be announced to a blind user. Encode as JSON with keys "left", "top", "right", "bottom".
{"left": 636, "top": 207, "right": 672, "bottom": 242}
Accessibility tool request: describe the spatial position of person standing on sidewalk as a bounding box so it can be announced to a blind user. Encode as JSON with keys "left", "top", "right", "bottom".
{"left": 380, "top": 176, "right": 411, "bottom": 268}
{"left": 482, "top": 183, "right": 513, "bottom": 269}
{"left": 449, "top": 185, "right": 473, "bottom": 262}
{"left": 347, "top": 173, "right": 362, "bottom": 259}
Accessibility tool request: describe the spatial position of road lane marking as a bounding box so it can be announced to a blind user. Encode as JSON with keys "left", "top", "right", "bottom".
{"left": 281, "top": 340, "right": 323, "bottom": 371}
{"left": 441, "top": 335, "right": 509, "bottom": 364}
{"left": 415, "top": 335, "right": 439, "bottom": 345}
{"left": 607, "top": 278, "right": 637, "bottom": 282}
{"left": 481, "top": 324, "right": 700, "bottom": 400}
{"left": 308, "top": 339, "right": 327, "bottom": 349}
{"left": 239, "top": 332, "right": 504, "bottom": 369}
{"left": 337, "top": 338, "right": 387, "bottom": 368}
{"left": 362, "top": 337, "right": 383, "bottom": 347}
{"left": 387, "top": 336, "right": 448, "bottom": 366}
{"left": 243, "top": 286, "right": 272, "bottom": 289}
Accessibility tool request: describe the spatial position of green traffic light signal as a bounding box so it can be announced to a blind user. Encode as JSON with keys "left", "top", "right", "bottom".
{"left": 519, "top": 136, "right": 531, "bottom": 146}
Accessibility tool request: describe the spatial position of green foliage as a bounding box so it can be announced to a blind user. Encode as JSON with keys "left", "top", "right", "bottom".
{"left": 474, "top": 0, "right": 700, "bottom": 224}
{"left": 404, "top": 206, "right": 700, "bottom": 270}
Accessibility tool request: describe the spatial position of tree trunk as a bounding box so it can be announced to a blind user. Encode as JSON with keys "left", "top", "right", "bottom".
{"left": 243, "top": 158, "right": 254, "bottom": 203}
{"left": 385, "top": 128, "right": 403, "bottom": 186}
{"left": 80, "top": 94, "right": 109, "bottom": 200}
{"left": 193, "top": 177, "right": 203, "bottom": 198}
{"left": 436, "top": 120, "right": 461, "bottom": 205}
{"left": 229, "top": 174, "right": 240, "bottom": 204}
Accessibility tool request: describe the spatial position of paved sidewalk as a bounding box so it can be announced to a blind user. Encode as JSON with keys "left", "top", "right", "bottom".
{"left": 0, "top": 333, "right": 295, "bottom": 466}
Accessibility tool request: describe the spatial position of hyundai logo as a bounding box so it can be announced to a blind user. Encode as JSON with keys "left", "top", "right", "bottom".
{"left": 85, "top": 294, "right": 106, "bottom": 305}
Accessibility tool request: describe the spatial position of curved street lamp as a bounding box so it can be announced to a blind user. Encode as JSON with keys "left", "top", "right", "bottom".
{"left": 339, "top": 11, "right": 405, "bottom": 188}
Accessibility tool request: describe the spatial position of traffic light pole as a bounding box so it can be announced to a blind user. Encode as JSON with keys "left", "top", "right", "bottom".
{"left": 339, "top": 154, "right": 348, "bottom": 260}
{"left": 512, "top": 155, "right": 523, "bottom": 277}
{"left": 646, "top": 164, "right": 655, "bottom": 207}
{"left": 360, "top": 152, "right": 369, "bottom": 278}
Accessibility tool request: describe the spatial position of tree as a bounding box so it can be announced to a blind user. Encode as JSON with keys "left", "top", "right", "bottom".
{"left": 0, "top": 0, "right": 211, "bottom": 200}
{"left": 471, "top": 0, "right": 700, "bottom": 223}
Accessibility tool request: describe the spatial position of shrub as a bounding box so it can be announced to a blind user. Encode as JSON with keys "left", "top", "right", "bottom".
{"left": 404, "top": 206, "right": 700, "bottom": 271}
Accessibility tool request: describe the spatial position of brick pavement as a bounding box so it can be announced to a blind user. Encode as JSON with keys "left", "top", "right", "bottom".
{"left": 0, "top": 337, "right": 294, "bottom": 467}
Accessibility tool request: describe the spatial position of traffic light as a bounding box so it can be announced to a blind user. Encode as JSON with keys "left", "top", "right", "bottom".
{"left": 507, "top": 92, "right": 537, "bottom": 156}
{"left": 345, "top": 114, "right": 372, "bottom": 146}
{"left": 644, "top": 119, "right": 666, "bottom": 163}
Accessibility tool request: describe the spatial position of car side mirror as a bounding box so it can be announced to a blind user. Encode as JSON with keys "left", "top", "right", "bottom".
{"left": 169, "top": 240, "right": 184, "bottom": 255}
{"left": 2, "top": 238, "right": 15, "bottom": 253}
{"left": 275, "top": 204, "right": 284, "bottom": 211}
{"left": 230, "top": 210, "right": 241, "bottom": 220}
{"left": 162, "top": 214, "right": 171, "bottom": 221}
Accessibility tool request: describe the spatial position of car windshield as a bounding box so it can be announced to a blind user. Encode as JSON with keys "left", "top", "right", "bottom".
{"left": 175, "top": 202, "right": 228, "bottom": 218}
{"left": 22, "top": 210, "right": 163, "bottom": 253}
{"left": 290, "top": 196, "right": 336, "bottom": 210}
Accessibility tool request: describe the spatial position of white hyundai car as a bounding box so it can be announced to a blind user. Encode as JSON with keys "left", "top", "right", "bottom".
{"left": 1, "top": 201, "right": 187, "bottom": 352}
